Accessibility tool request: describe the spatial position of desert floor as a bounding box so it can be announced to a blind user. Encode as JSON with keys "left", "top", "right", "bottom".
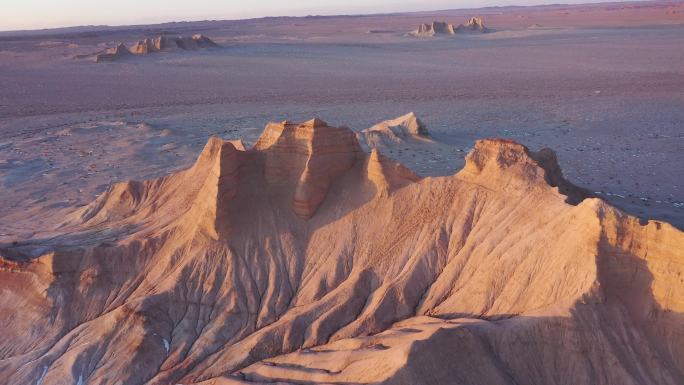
{"left": 1, "top": 1, "right": 683, "bottom": 239}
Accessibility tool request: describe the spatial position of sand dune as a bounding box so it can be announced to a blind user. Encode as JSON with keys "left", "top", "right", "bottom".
{"left": 0, "top": 118, "right": 681, "bottom": 385}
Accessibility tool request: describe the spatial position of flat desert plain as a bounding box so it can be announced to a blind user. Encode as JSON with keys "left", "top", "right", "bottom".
{"left": 1, "top": 1, "right": 683, "bottom": 238}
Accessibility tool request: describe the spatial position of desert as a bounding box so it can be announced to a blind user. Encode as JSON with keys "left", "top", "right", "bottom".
{"left": 1, "top": 1, "right": 683, "bottom": 384}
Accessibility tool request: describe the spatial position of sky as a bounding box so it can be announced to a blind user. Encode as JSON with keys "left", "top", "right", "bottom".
{"left": 1, "top": 0, "right": 618, "bottom": 31}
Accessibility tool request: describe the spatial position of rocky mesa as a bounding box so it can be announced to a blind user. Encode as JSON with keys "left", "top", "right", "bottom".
{"left": 0, "top": 118, "right": 682, "bottom": 385}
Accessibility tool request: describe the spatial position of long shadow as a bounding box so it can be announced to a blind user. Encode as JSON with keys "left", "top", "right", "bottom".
{"left": 383, "top": 227, "right": 684, "bottom": 385}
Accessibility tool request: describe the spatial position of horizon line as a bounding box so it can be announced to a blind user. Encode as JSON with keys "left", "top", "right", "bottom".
{"left": 0, "top": 0, "right": 648, "bottom": 34}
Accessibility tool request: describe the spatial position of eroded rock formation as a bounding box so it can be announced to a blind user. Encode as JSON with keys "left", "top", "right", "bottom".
{"left": 456, "top": 16, "right": 488, "bottom": 33}
{"left": 95, "top": 43, "right": 132, "bottom": 62}
{"left": 130, "top": 37, "right": 157, "bottom": 54}
{"left": 95, "top": 34, "right": 219, "bottom": 62}
{"left": 411, "top": 17, "right": 489, "bottom": 37}
{"left": 412, "top": 21, "right": 457, "bottom": 37}
{"left": 0, "top": 118, "right": 682, "bottom": 385}
{"left": 357, "top": 112, "right": 431, "bottom": 149}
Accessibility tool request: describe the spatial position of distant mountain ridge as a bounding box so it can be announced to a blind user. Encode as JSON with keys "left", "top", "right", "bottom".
{"left": 1, "top": 0, "right": 676, "bottom": 37}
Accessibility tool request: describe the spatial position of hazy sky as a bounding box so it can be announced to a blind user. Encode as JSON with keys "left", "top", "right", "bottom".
{"left": 1, "top": 0, "right": 616, "bottom": 31}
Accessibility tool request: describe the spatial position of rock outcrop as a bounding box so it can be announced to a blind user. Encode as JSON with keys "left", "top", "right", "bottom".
{"left": 93, "top": 34, "right": 219, "bottom": 62}
{"left": 254, "top": 118, "right": 362, "bottom": 218}
{"left": 0, "top": 118, "right": 682, "bottom": 385}
{"left": 411, "top": 21, "right": 457, "bottom": 37}
{"left": 130, "top": 37, "right": 157, "bottom": 54}
{"left": 152, "top": 35, "right": 178, "bottom": 51}
{"left": 190, "top": 34, "right": 220, "bottom": 49}
{"left": 358, "top": 112, "right": 430, "bottom": 149}
{"left": 411, "top": 17, "right": 489, "bottom": 37}
{"left": 455, "top": 16, "right": 489, "bottom": 33}
{"left": 95, "top": 43, "right": 132, "bottom": 62}
{"left": 148, "top": 34, "right": 220, "bottom": 51}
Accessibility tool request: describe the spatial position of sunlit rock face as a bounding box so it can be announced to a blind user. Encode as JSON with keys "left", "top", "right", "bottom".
{"left": 0, "top": 118, "right": 682, "bottom": 385}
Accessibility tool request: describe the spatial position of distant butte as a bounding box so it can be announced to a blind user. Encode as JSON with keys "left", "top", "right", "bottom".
{"left": 93, "top": 34, "right": 220, "bottom": 62}
{"left": 94, "top": 42, "right": 132, "bottom": 62}
{"left": 411, "top": 17, "right": 489, "bottom": 37}
{"left": 457, "top": 16, "right": 489, "bottom": 33}
{"left": 357, "top": 112, "right": 432, "bottom": 149}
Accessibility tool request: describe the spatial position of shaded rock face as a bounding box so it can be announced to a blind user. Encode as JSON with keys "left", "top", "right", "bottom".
{"left": 153, "top": 35, "right": 176, "bottom": 50}
{"left": 95, "top": 43, "right": 131, "bottom": 62}
{"left": 131, "top": 37, "right": 157, "bottom": 54}
{"left": 413, "top": 21, "right": 457, "bottom": 36}
{"left": 191, "top": 34, "right": 220, "bottom": 48}
{"left": 152, "top": 34, "right": 220, "bottom": 51}
{"left": 254, "top": 118, "right": 362, "bottom": 218}
{"left": 366, "top": 148, "right": 420, "bottom": 195}
{"left": 0, "top": 119, "right": 682, "bottom": 385}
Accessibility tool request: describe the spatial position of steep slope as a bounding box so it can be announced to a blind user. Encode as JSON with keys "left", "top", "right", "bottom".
{"left": 0, "top": 119, "right": 681, "bottom": 385}
{"left": 152, "top": 35, "right": 178, "bottom": 51}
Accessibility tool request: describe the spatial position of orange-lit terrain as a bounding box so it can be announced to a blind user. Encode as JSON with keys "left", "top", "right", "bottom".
{"left": 1, "top": 1, "right": 683, "bottom": 384}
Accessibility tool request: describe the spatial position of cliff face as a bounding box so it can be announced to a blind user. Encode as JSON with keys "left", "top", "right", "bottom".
{"left": 0, "top": 119, "right": 682, "bottom": 385}
{"left": 254, "top": 119, "right": 363, "bottom": 218}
